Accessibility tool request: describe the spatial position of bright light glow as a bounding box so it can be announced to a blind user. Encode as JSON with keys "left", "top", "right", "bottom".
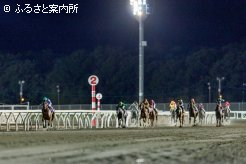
{"left": 130, "top": 0, "right": 149, "bottom": 16}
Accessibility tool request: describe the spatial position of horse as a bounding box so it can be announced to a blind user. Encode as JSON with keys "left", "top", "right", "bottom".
{"left": 170, "top": 108, "right": 176, "bottom": 124}
{"left": 198, "top": 106, "right": 206, "bottom": 125}
{"left": 223, "top": 104, "right": 231, "bottom": 122}
{"left": 116, "top": 107, "right": 127, "bottom": 128}
{"left": 128, "top": 102, "right": 140, "bottom": 125}
{"left": 42, "top": 102, "right": 55, "bottom": 128}
{"left": 169, "top": 101, "right": 177, "bottom": 124}
{"left": 139, "top": 102, "right": 149, "bottom": 127}
{"left": 215, "top": 104, "right": 223, "bottom": 127}
{"left": 188, "top": 101, "right": 199, "bottom": 126}
{"left": 176, "top": 105, "right": 184, "bottom": 127}
{"left": 148, "top": 107, "right": 158, "bottom": 127}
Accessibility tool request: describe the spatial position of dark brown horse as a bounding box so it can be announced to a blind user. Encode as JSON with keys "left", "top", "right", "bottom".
{"left": 188, "top": 99, "right": 199, "bottom": 126}
{"left": 215, "top": 104, "right": 223, "bottom": 127}
{"left": 116, "top": 107, "right": 127, "bottom": 128}
{"left": 42, "top": 102, "right": 55, "bottom": 128}
{"left": 176, "top": 105, "right": 184, "bottom": 127}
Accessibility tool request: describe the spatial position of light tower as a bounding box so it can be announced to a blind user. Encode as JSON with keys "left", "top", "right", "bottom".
{"left": 130, "top": 0, "right": 150, "bottom": 103}
{"left": 56, "top": 85, "right": 60, "bottom": 105}
{"left": 207, "top": 82, "right": 211, "bottom": 103}
{"left": 216, "top": 77, "right": 225, "bottom": 96}
{"left": 18, "top": 80, "right": 25, "bottom": 103}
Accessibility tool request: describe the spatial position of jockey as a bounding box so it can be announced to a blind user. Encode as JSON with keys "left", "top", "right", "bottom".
{"left": 132, "top": 101, "right": 139, "bottom": 110}
{"left": 198, "top": 103, "right": 206, "bottom": 113}
{"left": 169, "top": 101, "right": 177, "bottom": 112}
{"left": 225, "top": 101, "right": 230, "bottom": 107}
{"left": 141, "top": 98, "right": 150, "bottom": 110}
{"left": 188, "top": 98, "right": 198, "bottom": 113}
{"left": 149, "top": 99, "right": 158, "bottom": 113}
{"left": 224, "top": 101, "right": 231, "bottom": 113}
{"left": 42, "top": 97, "right": 55, "bottom": 113}
{"left": 177, "top": 99, "right": 185, "bottom": 113}
{"left": 143, "top": 98, "right": 149, "bottom": 107}
{"left": 116, "top": 101, "right": 126, "bottom": 115}
{"left": 217, "top": 95, "right": 225, "bottom": 106}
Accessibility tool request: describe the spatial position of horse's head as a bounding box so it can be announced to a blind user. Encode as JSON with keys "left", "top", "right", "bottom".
{"left": 43, "top": 101, "right": 49, "bottom": 110}
{"left": 177, "top": 105, "right": 182, "bottom": 113}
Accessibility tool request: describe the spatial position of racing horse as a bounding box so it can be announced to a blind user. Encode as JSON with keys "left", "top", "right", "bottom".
{"left": 170, "top": 101, "right": 177, "bottom": 124}
{"left": 170, "top": 109, "right": 176, "bottom": 124}
{"left": 223, "top": 102, "right": 231, "bottom": 122}
{"left": 215, "top": 104, "right": 223, "bottom": 127}
{"left": 139, "top": 102, "right": 149, "bottom": 127}
{"left": 116, "top": 106, "right": 127, "bottom": 128}
{"left": 176, "top": 105, "right": 184, "bottom": 127}
{"left": 128, "top": 102, "right": 140, "bottom": 125}
{"left": 188, "top": 99, "right": 199, "bottom": 126}
{"left": 198, "top": 103, "right": 206, "bottom": 125}
{"left": 148, "top": 107, "right": 158, "bottom": 127}
{"left": 42, "top": 101, "right": 55, "bottom": 128}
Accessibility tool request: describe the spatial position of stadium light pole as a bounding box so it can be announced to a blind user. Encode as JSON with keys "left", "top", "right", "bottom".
{"left": 207, "top": 82, "right": 211, "bottom": 103}
{"left": 56, "top": 85, "right": 60, "bottom": 105}
{"left": 216, "top": 77, "right": 225, "bottom": 97}
{"left": 130, "top": 0, "right": 150, "bottom": 103}
{"left": 18, "top": 80, "right": 25, "bottom": 104}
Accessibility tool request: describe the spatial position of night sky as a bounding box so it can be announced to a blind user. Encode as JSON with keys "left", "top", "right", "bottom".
{"left": 0, "top": 0, "right": 246, "bottom": 53}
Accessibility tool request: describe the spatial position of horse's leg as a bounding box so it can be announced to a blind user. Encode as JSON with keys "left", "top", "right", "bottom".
{"left": 189, "top": 117, "right": 191, "bottom": 124}
{"left": 155, "top": 112, "right": 158, "bottom": 127}
{"left": 119, "top": 118, "right": 122, "bottom": 128}
{"left": 179, "top": 116, "right": 182, "bottom": 128}
{"left": 175, "top": 115, "right": 178, "bottom": 126}
{"left": 42, "top": 116, "right": 45, "bottom": 128}
{"left": 42, "top": 113, "right": 45, "bottom": 128}
{"left": 182, "top": 115, "right": 184, "bottom": 127}
{"left": 51, "top": 112, "right": 55, "bottom": 128}
{"left": 180, "top": 116, "right": 182, "bottom": 127}
{"left": 124, "top": 116, "right": 127, "bottom": 128}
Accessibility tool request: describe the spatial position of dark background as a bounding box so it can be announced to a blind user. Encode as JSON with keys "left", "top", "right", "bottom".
{"left": 0, "top": 0, "right": 245, "bottom": 104}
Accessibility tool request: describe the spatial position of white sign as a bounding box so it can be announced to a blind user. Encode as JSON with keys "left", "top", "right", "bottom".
{"left": 96, "top": 93, "right": 103, "bottom": 100}
{"left": 88, "top": 75, "right": 99, "bottom": 86}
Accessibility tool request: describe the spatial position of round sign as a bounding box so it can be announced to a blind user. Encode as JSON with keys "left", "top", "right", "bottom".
{"left": 96, "top": 93, "right": 103, "bottom": 100}
{"left": 88, "top": 75, "right": 99, "bottom": 86}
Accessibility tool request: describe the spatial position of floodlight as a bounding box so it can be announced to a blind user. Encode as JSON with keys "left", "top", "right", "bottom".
{"left": 129, "top": 0, "right": 150, "bottom": 103}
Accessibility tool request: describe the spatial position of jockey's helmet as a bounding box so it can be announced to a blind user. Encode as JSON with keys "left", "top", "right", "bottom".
{"left": 178, "top": 99, "right": 183, "bottom": 104}
{"left": 199, "top": 103, "right": 204, "bottom": 108}
{"left": 225, "top": 101, "right": 230, "bottom": 107}
{"left": 43, "top": 97, "right": 48, "bottom": 101}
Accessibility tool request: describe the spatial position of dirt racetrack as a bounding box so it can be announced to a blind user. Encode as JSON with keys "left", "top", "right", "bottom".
{"left": 0, "top": 120, "right": 246, "bottom": 164}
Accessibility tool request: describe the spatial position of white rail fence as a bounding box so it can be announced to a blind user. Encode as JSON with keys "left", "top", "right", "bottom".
{"left": 0, "top": 105, "right": 245, "bottom": 131}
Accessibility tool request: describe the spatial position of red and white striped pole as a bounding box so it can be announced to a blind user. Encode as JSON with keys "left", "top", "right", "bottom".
{"left": 91, "top": 85, "right": 96, "bottom": 111}
{"left": 88, "top": 75, "right": 99, "bottom": 127}
{"left": 96, "top": 93, "right": 103, "bottom": 111}
{"left": 97, "top": 99, "right": 100, "bottom": 111}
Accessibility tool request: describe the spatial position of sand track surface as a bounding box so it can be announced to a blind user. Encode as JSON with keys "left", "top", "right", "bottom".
{"left": 0, "top": 121, "right": 246, "bottom": 164}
